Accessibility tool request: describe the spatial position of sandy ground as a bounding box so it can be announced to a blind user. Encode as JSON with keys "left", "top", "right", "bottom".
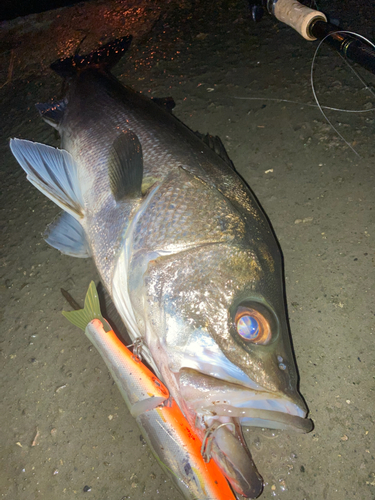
{"left": 1, "top": 0, "right": 374, "bottom": 499}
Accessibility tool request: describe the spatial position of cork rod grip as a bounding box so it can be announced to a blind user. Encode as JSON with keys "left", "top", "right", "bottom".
{"left": 273, "top": 0, "right": 327, "bottom": 41}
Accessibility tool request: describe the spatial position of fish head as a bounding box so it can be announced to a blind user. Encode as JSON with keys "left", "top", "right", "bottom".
{"left": 139, "top": 237, "right": 312, "bottom": 434}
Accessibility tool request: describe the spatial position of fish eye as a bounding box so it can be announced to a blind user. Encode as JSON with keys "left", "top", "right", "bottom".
{"left": 234, "top": 306, "right": 272, "bottom": 344}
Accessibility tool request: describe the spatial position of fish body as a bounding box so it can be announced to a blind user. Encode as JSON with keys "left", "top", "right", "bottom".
{"left": 10, "top": 37, "right": 312, "bottom": 498}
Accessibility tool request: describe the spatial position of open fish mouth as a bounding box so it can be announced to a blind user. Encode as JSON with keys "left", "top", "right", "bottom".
{"left": 204, "top": 404, "right": 313, "bottom": 433}
{"left": 178, "top": 368, "right": 313, "bottom": 434}
{"left": 177, "top": 367, "right": 312, "bottom": 498}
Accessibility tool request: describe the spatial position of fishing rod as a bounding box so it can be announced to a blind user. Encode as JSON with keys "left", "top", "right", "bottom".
{"left": 249, "top": 0, "right": 375, "bottom": 76}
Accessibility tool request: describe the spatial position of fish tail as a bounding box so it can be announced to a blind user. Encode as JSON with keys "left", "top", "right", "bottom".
{"left": 62, "top": 281, "right": 111, "bottom": 332}
{"left": 50, "top": 36, "right": 133, "bottom": 78}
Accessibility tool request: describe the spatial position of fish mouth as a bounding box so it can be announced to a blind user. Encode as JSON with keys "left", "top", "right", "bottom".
{"left": 204, "top": 404, "right": 313, "bottom": 433}
{"left": 178, "top": 368, "right": 313, "bottom": 434}
{"left": 178, "top": 368, "right": 312, "bottom": 498}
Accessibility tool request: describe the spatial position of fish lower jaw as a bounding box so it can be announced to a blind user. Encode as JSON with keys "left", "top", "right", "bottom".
{"left": 192, "top": 395, "right": 313, "bottom": 434}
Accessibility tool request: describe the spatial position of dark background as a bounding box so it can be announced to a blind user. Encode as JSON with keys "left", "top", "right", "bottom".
{"left": 1, "top": 0, "right": 82, "bottom": 21}
{"left": 1, "top": 0, "right": 374, "bottom": 35}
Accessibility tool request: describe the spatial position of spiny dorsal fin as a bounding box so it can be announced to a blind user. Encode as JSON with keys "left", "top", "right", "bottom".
{"left": 108, "top": 130, "right": 143, "bottom": 201}
{"left": 195, "top": 131, "right": 235, "bottom": 170}
{"left": 50, "top": 36, "right": 132, "bottom": 78}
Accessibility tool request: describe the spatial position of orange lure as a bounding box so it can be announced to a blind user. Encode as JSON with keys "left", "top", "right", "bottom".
{"left": 64, "top": 282, "right": 237, "bottom": 500}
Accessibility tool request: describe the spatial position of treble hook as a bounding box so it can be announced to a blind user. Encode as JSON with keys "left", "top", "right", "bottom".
{"left": 200, "top": 421, "right": 236, "bottom": 462}
{"left": 126, "top": 338, "right": 143, "bottom": 360}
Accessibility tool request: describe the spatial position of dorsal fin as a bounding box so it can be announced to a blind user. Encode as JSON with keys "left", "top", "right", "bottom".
{"left": 195, "top": 131, "right": 235, "bottom": 170}
{"left": 50, "top": 36, "right": 132, "bottom": 78}
{"left": 108, "top": 130, "right": 143, "bottom": 201}
{"left": 151, "top": 96, "right": 176, "bottom": 112}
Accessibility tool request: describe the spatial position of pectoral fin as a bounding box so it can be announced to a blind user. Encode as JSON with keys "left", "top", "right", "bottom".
{"left": 108, "top": 130, "right": 143, "bottom": 201}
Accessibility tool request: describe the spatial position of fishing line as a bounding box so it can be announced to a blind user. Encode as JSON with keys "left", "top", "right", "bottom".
{"left": 231, "top": 96, "right": 375, "bottom": 113}
{"left": 310, "top": 30, "right": 375, "bottom": 157}
{"left": 230, "top": 32, "right": 375, "bottom": 157}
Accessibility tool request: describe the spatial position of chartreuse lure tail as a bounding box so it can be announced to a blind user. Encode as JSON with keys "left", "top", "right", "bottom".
{"left": 62, "top": 281, "right": 168, "bottom": 417}
{"left": 62, "top": 280, "right": 110, "bottom": 331}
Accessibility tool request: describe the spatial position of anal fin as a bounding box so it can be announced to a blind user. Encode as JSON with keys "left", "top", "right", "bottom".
{"left": 10, "top": 138, "right": 84, "bottom": 219}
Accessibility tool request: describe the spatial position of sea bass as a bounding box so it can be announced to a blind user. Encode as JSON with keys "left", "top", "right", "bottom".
{"left": 10, "top": 36, "right": 312, "bottom": 498}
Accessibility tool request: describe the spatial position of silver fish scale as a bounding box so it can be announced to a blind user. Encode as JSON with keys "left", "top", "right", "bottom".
{"left": 58, "top": 70, "right": 297, "bottom": 401}
{"left": 9, "top": 39, "right": 313, "bottom": 500}
{"left": 61, "top": 72, "right": 187, "bottom": 190}
{"left": 85, "top": 198, "right": 137, "bottom": 290}
{"left": 132, "top": 167, "right": 246, "bottom": 255}
{"left": 144, "top": 244, "right": 262, "bottom": 330}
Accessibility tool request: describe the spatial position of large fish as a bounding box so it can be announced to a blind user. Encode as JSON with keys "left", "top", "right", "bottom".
{"left": 10, "top": 36, "right": 313, "bottom": 498}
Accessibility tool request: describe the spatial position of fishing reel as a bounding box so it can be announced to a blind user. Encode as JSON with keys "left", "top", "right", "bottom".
{"left": 248, "top": 0, "right": 275, "bottom": 23}
{"left": 247, "top": 0, "right": 375, "bottom": 76}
